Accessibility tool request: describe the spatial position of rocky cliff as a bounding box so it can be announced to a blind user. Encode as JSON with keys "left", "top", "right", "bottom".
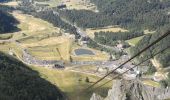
{"left": 90, "top": 80, "right": 170, "bottom": 100}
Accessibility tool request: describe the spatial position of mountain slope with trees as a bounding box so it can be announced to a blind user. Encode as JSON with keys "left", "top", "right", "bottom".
{"left": 129, "top": 31, "right": 170, "bottom": 73}
{"left": 59, "top": 0, "right": 170, "bottom": 30}
{"left": 0, "top": 5, "right": 19, "bottom": 34}
{"left": 0, "top": 52, "right": 66, "bottom": 100}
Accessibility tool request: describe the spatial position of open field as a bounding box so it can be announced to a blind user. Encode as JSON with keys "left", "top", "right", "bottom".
{"left": 20, "top": 36, "right": 70, "bottom": 47}
{"left": 142, "top": 80, "right": 160, "bottom": 87}
{"left": 0, "top": 10, "right": 60, "bottom": 41}
{"left": 144, "top": 29, "right": 156, "bottom": 34}
{"left": 0, "top": 1, "right": 18, "bottom": 6}
{"left": 0, "top": 42, "right": 23, "bottom": 59}
{"left": 61, "top": 0, "right": 97, "bottom": 11}
{"left": 69, "top": 65, "right": 98, "bottom": 74}
{"left": 2, "top": 11, "right": 60, "bottom": 41}
{"left": 28, "top": 49, "right": 62, "bottom": 60}
{"left": 126, "top": 29, "right": 156, "bottom": 46}
{"left": 0, "top": 34, "right": 13, "bottom": 40}
{"left": 0, "top": 10, "right": 67, "bottom": 61}
{"left": 20, "top": 36, "right": 72, "bottom": 61}
{"left": 30, "top": 65, "right": 112, "bottom": 100}
{"left": 85, "top": 26, "right": 128, "bottom": 38}
{"left": 126, "top": 36, "right": 144, "bottom": 46}
{"left": 34, "top": 0, "right": 97, "bottom": 11}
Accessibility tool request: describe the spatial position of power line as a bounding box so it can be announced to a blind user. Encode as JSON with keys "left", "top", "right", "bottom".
{"left": 91, "top": 46, "right": 170, "bottom": 91}
{"left": 85, "top": 31, "right": 170, "bottom": 91}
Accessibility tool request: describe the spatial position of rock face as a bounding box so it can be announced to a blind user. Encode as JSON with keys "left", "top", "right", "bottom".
{"left": 90, "top": 80, "right": 170, "bottom": 100}
{"left": 90, "top": 94, "right": 103, "bottom": 100}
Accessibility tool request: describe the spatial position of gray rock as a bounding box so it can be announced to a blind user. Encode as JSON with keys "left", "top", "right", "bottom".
{"left": 90, "top": 80, "right": 170, "bottom": 100}
{"left": 90, "top": 93, "right": 104, "bottom": 100}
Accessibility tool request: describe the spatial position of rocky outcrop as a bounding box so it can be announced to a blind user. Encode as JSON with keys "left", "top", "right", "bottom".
{"left": 90, "top": 94, "right": 104, "bottom": 100}
{"left": 90, "top": 80, "right": 170, "bottom": 100}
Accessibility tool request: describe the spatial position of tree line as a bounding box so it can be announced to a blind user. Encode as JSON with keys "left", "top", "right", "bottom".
{"left": 129, "top": 30, "right": 170, "bottom": 73}
{"left": 94, "top": 31, "right": 144, "bottom": 46}
{"left": 58, "top": 0, "right": 170, "bottom": 31}
{"left": 0, "top": 52, "right": 66, "bottom": 100}
{"left": 0, "top": 5, "right": 19, "bottom": 34}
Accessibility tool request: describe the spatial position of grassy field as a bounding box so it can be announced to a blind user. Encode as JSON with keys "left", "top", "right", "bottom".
{"left": 0, "top": 11, "right": 69, "bottom": 61}
{"left": 1, "top": 1, "right": 18, "bottom": 6}
{"left": 30, "top": 66, "right": 112, "bottom": 100}
{"left": 28, "top": 49, "right": 61, "bottom": 60}
{"left": 85, "top": 26, "right": 128, "bottom": 38}
{"left": 126, "top": 29, "right": 156, "bottom": 46}
{"left": 33, "top": 0, "right": 97, "bottom": 11}
{"left": 10, "top": 11, "right": 60, "bottom": 40}
{"left": 142, "top": 80, "right": 160, "bottom": 87}
{"left": 61, "top": 0, "right": 97, "bottom": 11}
{"left": 71, "top": 65, "right": 97, "bottom": 71}
{"left": 0, "top": 34, "right": 13, "bottom": 40}
{"left": 126, "top": 36, "right": 144, "bottom": 46}
{"left": 20, "top": 36, "right": 72, "bottom": 61}
{"left": 0, "top": 42, "right": 23, "bottom": 59}
{"left": 144, "top": 29, "right": 156, "bottom": 34}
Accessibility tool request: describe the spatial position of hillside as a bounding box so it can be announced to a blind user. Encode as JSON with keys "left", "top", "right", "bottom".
{"left": 0, "top": 52, "right": 65, "bottom": 100}
{"left": 0, "top": 5, "right": 19, "bottom": 34}
{"left": 0, "top": 0, "right": 170, "bottom": 100}
{"left": 59, "top": 0, "right": 170, "bottom": 30}
{"left": 0, "top": 0, "right": 12, "bottom": 3}
{"left": 90, "top": 80, "right": 170, "bottom": 100}
{"left": 128, "top": 30, "right": 170, "bottom": 84}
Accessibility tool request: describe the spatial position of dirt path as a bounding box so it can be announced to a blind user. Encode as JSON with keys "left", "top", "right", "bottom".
{"left": 67, "top": 69, "right": 112, "bottom": 80}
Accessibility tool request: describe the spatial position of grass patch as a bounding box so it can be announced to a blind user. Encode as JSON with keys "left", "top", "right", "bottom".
{"left": 29, "top": 0, "right": 97, "bottom": 11}
{"left": 0, "top": 42, "right": 23, "bottom": 59}
{"left": 20, "top": 36, "right": 72, "bottom": 61}
{"left": 10, "top": 11, "right": 60, "bottom": 40}
{"left": 0, "top": 34, "right": 13, "bottom": 40}
{"left": 126, "top": 36, "right": 144, "bottom": 46}
{"left": 70, "top": 65, "right": 97, "bottom": 73}
{"left": 142, "top": 80, "right": 160, "bottom": 87}
{"left": 30, "top": 66, "right": 112, "bottom": 100}
{"left": 144, "top": 29, "right": 156, "bottom": 34}
{"left": 86, "top": 26, "right": 128, "bottom": 38}
{"left": 2, "top": 1, "right": 18, "bottom": 6}
{"left": 28, "top": 49, "right": 61, "bottom": 60}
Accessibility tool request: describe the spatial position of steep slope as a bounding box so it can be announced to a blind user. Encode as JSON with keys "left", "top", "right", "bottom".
{"left": 0, "top": 52, "right": 66, "bottom": 100}
{"left": 90, "top": 80, "right": 170, "bottom": 100}
{"left": 0, "top": 6, "right": 19, "bottom": 34}
{"left": 0, "top": 0, "right": 12, "bottom": 3}
{"left": 129, "top": 31, "right": 170, "bottom": 73}
{"left": 58, "top": 0, "right": 170, "bottom": 30}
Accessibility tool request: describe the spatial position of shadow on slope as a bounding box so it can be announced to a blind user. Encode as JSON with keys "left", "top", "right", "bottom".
{"left": 0, "top": 52, "right": 66, "bottom": 100}
{"left": 0, "top": 5, "right": 20, "bottom": 34}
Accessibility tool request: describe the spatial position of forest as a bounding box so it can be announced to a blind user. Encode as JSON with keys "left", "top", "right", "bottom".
{"left": 59, "top": 0, "right": 170, "bottom": 30}
{"left": 129, "top": 30, "right": 170, "bottom": 73}
{"left": 94, "top": 31, "right": 144, "bottom": 46}
{"left": 0, "top": 52, "right": 65, "bottom": 100}
{"left": 0, "top": 6, "right": 18, "bottom": 34}
{"left": 0, "top": 0, "right": 12, "bottom": 2}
